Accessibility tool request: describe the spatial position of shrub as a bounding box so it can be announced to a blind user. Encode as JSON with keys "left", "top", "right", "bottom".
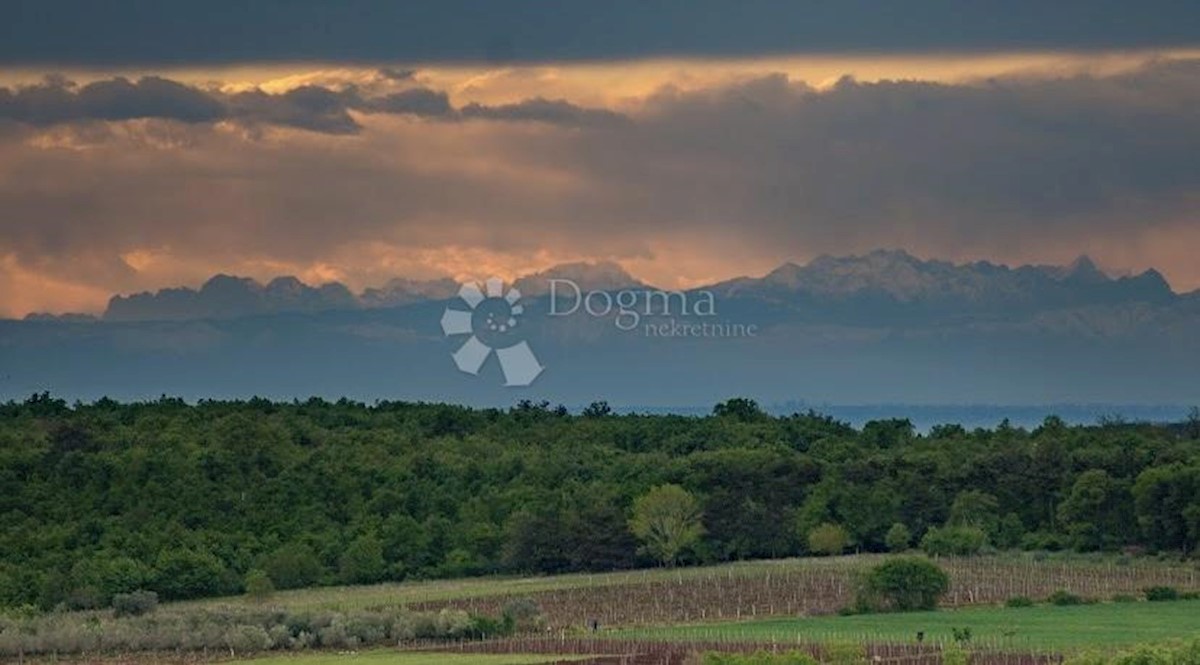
{"left": 807, "top": 523, "right": 851, "bottom": 556}
{"left": 502, "top": 597, "right": 545, "bottom": 633}
{"left": 1005, "top": 596, "right": 1034, "bottom": 608}
{"left": 466, "top": 613, "right": 512, "bottom": 639}
{"left": 1144, "top": 586, "right": 1180, "bottom": 601}
{"left": 857, "top": 557, "right": 950, "bottom": 612}
{"left": 1111, "top": 594, "right": 1137, "bottom": 603}
{"left": 885, "top": 523, "right": 912, "bottom": 552}
{"left": 823, "top": 642, "right": 868, "bottom": 665}
{"left": 920, "top": 525, "right": 987, "bottom": 556}
{"left": 943, "top": 644, "right": 969, "bottom": 665}
{"left": 223, "top": 624, "right": 272, "bottom": 655}
{"left": 111, "top": 590, "right": 158, "bottom": 618}
{"left": 1048, "top": 589, "right": 1084, "bottom": 606}
{"left": 433, "top": 608, "right": 473, "bottom": 637}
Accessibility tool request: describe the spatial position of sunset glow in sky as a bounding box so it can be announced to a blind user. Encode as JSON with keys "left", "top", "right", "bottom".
{"left": 1, "top": 3, "right": 1198, "bottom": 317}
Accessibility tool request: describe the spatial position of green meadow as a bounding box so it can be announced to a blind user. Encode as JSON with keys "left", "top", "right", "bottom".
{"left": 615, "top": 599, "right": 1200, "bottom": 651}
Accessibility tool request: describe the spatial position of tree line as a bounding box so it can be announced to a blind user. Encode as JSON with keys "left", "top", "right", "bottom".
{"left": 0, "top": 393, "right": 1197, "bottom": 609}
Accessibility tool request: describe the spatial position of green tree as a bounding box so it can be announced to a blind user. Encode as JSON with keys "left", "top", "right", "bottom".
{"left": 1058, "top": 470, "right": 1134, "bottom": 551}
{"left": 262, "top": 543, "right": 323, "bottom": 590}
{"left": 885, "top": 523, "right": 912, "bottom": 552}
{"left": 712, "top": 398, "right": 766, "bottom": 422}
{"left": 629, "top": 484, "right": 704, "bottom": 566}
{"left": 1132, "top": 464, "right": 1200, "bottom": 553}
{"left": 152, "top": 549, "right": 229, "bottom": 601}
{"left": 339, "top": 534, "right": 386, "bottom": 584}
{"left": 948, "top": 490, "right": 999, "bottom": 538}
{"left": 807, "top": 523, "right": 850, "bottom": 556}
{"left": 920, "top": 525, "right": 987, "bottom": 556}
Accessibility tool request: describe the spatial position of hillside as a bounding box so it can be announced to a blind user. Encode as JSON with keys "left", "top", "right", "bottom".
{"left": 1, "top": 396, "right": 1197, "bottom": 611}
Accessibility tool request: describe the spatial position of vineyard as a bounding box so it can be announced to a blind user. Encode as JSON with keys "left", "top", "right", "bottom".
{"left": 400, "top": 555, "right": 1200, "bottom": 627}
{"left": 16, "top": 554, "right": 1200, "bottom": 665}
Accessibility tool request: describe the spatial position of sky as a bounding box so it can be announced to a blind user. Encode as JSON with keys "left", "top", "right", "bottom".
{"left": 1, "top": 2, "right": 1199, "bottom": 317}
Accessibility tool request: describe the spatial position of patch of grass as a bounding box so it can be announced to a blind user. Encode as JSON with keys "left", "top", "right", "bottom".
{"left": 612, "top": 599, "right": 1200, "bottom": 651}
{"left": 233, "top": 651, "right": 586, "bottom": 665}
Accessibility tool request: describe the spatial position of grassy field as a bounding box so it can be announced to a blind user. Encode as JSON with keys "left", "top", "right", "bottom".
{"left": 232, "top": 653, "right": 585, "bottom": 665}
{"left": 614, "top": 599, "right": 1200, "bottom": 651}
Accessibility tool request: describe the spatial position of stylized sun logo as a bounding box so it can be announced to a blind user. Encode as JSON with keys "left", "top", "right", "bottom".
{"left": 440, "top": 277, "right": 544, "bottom": 386}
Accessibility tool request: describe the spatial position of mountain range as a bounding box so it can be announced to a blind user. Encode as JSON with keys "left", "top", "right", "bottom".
{"left": 26, "top": 250, "right": 1189, "bottom": 324}
{"left": 5, "top": 250, "right": 1199, "bottom": 408}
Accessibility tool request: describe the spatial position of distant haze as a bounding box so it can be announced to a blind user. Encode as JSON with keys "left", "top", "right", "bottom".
{"left": 4, "top": 251, "right": 1198, "bottom": 407}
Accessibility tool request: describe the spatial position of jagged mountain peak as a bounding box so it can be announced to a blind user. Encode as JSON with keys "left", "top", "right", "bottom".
{"left": 1056, "top": 255, "right": 1108, "bottom": 283}
{"left": 714, "top": 250, "right": 1177, "bottom": 312}
{"left": 514, "top": 260, "right": 646, "bottom": 296}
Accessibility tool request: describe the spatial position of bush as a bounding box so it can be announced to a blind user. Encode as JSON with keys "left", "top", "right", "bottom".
{"left": 807, "top": 523, "right": 851, "bottom": 556}
{"left": 823, "top": 642, "right": 868, "bottom": 665}
{"left": 920, "top": 525, "right": 987, "bottom": 556}
{"left": 502, "top": 597, "right": 545, "bottom": 633}
{"left": 856, "top": 557, "right": 949, "bottom": 612}
{"left": 1111, "top": 594, "right": 1137, "bottom": 603}
{"left": 111, "top": 590, "right": 158, "bottom": 618}
{"left": 1048, "top": 589, "right": 1084, "bottom": 606}
{"left": 1005, "top": 596, "right": 1034, "bottom": 608}
{"left": 223, "top": 624, "right": 272, "bottom": 655}
{"left": 1144, "top": 586, "right": 1179, "bottom": 601}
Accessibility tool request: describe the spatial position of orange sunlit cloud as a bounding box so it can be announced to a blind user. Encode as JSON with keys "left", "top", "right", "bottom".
{"left": 2, "top": 51, "right": 1200, "bottom": 317}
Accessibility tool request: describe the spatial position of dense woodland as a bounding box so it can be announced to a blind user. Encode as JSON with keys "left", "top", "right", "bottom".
{"left": 1, "top": 394, "right": 1198, "bottom": 610}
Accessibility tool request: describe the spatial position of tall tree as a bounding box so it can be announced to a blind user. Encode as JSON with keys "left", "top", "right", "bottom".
{"left": 629, "top": 484, "right": 704, "bottom": 566}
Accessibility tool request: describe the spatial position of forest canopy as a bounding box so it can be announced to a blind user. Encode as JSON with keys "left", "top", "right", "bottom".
{"left": 0, "top": 393, "right": 1197, "bottom": 609}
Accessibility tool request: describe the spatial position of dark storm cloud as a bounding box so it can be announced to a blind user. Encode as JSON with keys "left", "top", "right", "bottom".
{"left": 356, "top": 88, "right": 454, "bottom": 118}
{"left": 2, "top": 1, "right": 1198, "bottom": 65}
{"left": 0, "top": 76, "right": 224, "bottom": 125}
{"left": 0, "top": 77, "right": 624, "bottom": 132}
{"left": 460, "top": 98, "right": 629, "bottom": 128}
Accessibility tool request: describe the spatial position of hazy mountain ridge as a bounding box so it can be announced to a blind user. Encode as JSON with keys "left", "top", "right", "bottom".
{"left": 708, "top": 250, "right": 1175, "bottom": 314}
{"left": 103, "top": 275, "right": 358, "bottom": 322}
{"left": 32, "top": 251, "right": 1188, "bottom": 324}
{"left": 85, "top": 260, "right": 646, "bottom": 322}
{"left": 8, "top": 250, "right": 1198, "bottom": 407}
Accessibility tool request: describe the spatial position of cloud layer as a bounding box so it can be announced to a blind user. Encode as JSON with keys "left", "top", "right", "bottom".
{"left": 1, "top": 57, "right": 1199, "bottom": 316}
{"left": 0, "top": 76, "right": 623, "bottom": 133}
